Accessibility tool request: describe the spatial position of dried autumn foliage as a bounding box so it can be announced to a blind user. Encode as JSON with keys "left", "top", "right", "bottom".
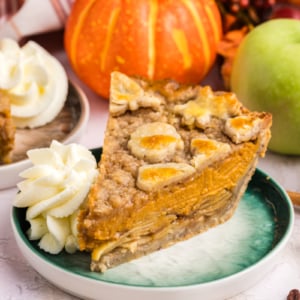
{"left": 215, "top": 0, "right": 279, "bottom": 89}
{"left": 217, "top": 26, "right": 249, "bottom": 89}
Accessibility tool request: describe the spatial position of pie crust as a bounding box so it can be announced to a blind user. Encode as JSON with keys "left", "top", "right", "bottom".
{"left": 0, "top": 94, "right": 15, "bottom": 164}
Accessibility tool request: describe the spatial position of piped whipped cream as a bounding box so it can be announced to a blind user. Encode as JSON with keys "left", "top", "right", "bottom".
{"left": 14, "top": 140, "right": 98, "bottom": 254}
{"left": 0, "top": 38, "right": 68, "bottom": 128}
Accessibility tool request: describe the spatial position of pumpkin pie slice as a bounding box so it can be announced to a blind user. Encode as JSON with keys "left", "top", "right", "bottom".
{"left": 0, "top": 93, "right": 15, "bottom": 164}
{"left": 78, "top": 71, "right": 272, "bottom": 272}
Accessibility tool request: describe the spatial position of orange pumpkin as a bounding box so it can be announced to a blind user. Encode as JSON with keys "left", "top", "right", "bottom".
{"left": 64, "top": 0, "right": 222, "bottom": 99}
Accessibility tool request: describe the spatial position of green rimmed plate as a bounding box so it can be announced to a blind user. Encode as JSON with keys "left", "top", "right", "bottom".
{"left": 11, "top": 149, "right": 294, "bottom": 300}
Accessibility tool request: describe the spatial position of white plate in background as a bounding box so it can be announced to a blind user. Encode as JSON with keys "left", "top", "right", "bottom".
{"left": 0, "top": 81, "right": 90, "bottom": 190}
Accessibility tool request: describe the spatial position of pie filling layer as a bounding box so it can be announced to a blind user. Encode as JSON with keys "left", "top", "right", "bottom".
{"left": 79, "top": 142, "right": 261, "bottom": 272}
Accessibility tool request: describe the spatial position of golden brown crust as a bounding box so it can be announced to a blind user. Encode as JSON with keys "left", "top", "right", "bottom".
{"left": 0, "top": 94, "right": 15, "bottom": 164}
{"left": 78, "top": 72, "right": 272, "bottom": 272}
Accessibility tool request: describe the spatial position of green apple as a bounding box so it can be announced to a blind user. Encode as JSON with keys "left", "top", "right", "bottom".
{"left": 230, "top": 19, "right": 300, "bottom": 155}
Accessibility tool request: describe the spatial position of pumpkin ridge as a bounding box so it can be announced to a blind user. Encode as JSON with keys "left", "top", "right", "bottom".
{"left": 69, "top": 0, "right": 97, "bottom": 72}
{"left": 181, "top": 0, "right": 210, "bottom": 77}
{"left": 204, "top": 2, "right": 222, "bottom": 45}
{"left": 100, "top": 7, "right": 121, "bottom": 72}
{"left": 171, "top": 29, "right": 192, "bottom": 70}
{"left": 147, "top": 0, "right": 158, "bottom": 79}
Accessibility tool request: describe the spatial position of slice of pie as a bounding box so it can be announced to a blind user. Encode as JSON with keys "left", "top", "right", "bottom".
{"left": 0, "top": 93, "right": 15, "bottom": 164}
{"left": 78, "top": 71, "right": 272, "bottom": 272}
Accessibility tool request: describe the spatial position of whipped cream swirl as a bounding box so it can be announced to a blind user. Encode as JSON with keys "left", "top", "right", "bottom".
{"left": 0, "top": 38, "right": 68, "bottom": 128}
{"left": 14, "top": 141, "right": 98, "bottom": 254}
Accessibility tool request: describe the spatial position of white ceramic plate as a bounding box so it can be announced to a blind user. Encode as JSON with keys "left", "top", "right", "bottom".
{"left": 11, "top": 167, "right": 294, "bottom": 300}
{"left": 0, "top": 81, "right": 89, "bottom": 190}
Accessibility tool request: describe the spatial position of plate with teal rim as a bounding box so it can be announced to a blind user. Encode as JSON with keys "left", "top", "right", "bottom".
{"left": 11, "top": 148, "right": 294, "bottom": 300}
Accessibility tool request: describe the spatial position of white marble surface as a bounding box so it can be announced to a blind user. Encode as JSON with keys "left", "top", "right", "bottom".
{"left": 1, "top": 31, "right": 300, "bottom": 300}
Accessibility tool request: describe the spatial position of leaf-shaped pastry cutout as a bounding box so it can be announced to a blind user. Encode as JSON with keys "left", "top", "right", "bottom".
{"left": 137, "top": 163, "right": 195, "bottom": 192}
